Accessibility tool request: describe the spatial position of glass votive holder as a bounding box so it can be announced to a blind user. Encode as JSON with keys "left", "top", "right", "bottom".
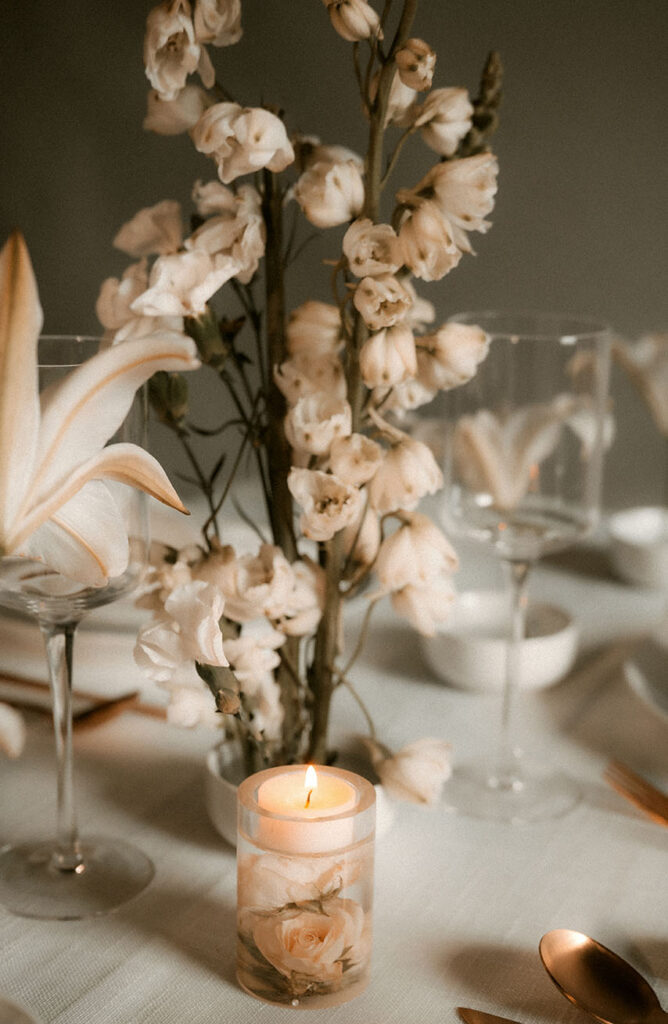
{"left": 236, "top": 764, "right": 376, "bottom": 1009}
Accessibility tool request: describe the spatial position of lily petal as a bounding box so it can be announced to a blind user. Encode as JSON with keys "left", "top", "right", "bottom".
{"left": 0, "top": 232, "right": 43, "bottom": 541}
{"left": 26, "top": 331, "right": 199, "bottom": 508}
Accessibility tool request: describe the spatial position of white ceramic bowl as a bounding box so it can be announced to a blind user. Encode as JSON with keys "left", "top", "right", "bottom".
{"left": 608, "top": 506, "right": 668, "bottom": 590}
{"left": 420, "top": 589, "right": 578, "bottom": 692}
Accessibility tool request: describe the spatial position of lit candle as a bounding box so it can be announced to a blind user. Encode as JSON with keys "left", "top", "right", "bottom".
{"left": 254, "top": 764, "right": 358, "bottom": 854}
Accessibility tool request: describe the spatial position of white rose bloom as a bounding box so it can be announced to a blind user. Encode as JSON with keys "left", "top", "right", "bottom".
{"left": 144, "top": 0, "right": 201, "bottom": 101}
{"left": 285, "top": 393, "right": 352, "bottom": 457}
{"left": 143, "top": 83, "right": 210, "bottom": 135}
{"left": 391, "top": 577, "right": 456, "bottom": 637}
{"left": 342, "top": 219, "right": 403, "bottom": 278}
{"left": 353, "top": 274, "right": 412, "bottom": 331}
{"left": 322, "top": 0, "right": 382, "bottom": 42}
{"left": 329, "top": 433, "right": 382, "bottom": 486}
{"left": 363, "top": 737, "right": 452, "bottom": 803}
{"left": 275, "top": 558, "right": 326, "bottom": 637}
{"left": 341, "top": 503, "right": 381, "bottom": 566}
{"left": 186, "top": 183, "right": 265, "bottom": 283}
{"left": 191, "top": 102, "right": 294, "bottom": 184}
{"left": 0, "top": 703, "right": 26, "bottom": 758}
{"left": 416, "top": 322, "right": 490, "bottom": 391}
{"left": 398, "top": 200, "right": 461, "bottom": 282}
{"left": 359, "top": 324, "right": 417, "bottom": 388}
{"left": 216, "top": 544, "right": 295, "bottom": 623}
{"left": 375, "top": 513, "right": 458, "bottom": 591}
{"left": 395, "top": 38, "right": 436, "bottom": 91}
{"left": 96, "top": 260, "right": 149, "bottom": 331}
{"left": 131, "top": 250, "right": 240, "bottom": 316}
{"left": 163, "top": 580, "right": 228, "bottom": 665}
{"left": 413, "top": 87, "right": 473, "bottom": 157}
{"left": 274, "top": 352, "right": 347, "bottom": 406}
{"left": 193, "top": 0, "right": 242, "bottom": 45}
{"left": 368, "top": 435, "right": 443, "bottom": 513}
{"left": 369, "top": 68, "right": 417, "bottom": 127}
{"left": 294, "top": 160, "right": 364, "bottom": 229}
{"left": 288, "top": 468, "right": 363, "bottom": 542}
{"left": 287, "top": 301, "right": 343, "bottom": 356}
{"left": 113, "top": 199, "right": 183, "bottom": 258}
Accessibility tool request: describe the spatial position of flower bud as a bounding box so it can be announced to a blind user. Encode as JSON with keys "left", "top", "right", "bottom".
{"left": 322, "top": 0, "right": 382, "bottom": 43}
{"left": 149, "top": 371, "right": 190, "bottom": 426}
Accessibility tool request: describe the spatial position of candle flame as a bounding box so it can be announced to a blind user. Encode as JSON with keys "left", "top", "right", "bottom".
{"left": 304, "top": 764, "right": 318, "bottom": 808}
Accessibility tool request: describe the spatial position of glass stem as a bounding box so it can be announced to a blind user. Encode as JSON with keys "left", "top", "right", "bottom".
{"left": 493, "top": 560, "right": 531, "bottom": 790}
{"left": 40, "top": 619, "right": 84, "bottom": 872}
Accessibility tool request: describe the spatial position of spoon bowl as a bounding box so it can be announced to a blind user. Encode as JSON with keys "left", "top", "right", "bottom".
{"left": 539, "top": 929, "right": 667, "bottom": 1024}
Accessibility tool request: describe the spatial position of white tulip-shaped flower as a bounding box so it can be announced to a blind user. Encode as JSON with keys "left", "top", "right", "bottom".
{"left": 375, "top": 513, "right": 458, "bottom": 592}
{"left": 342, "top": 219, "right": 403, "bottom": 278}
{"left": 143, "top": 84, "right": 210, "bottom": 135}
{"left": 186, "top": 183, "right": 265, "bottom": 283}
{"left": 0, "top": 233, "right": 200, "bottom": 586}
{"left": 395, "top": 38, "right": 436, "bottom": 91}
{"left": 287, "top": 301, "right": 343, "bottom": 356}
{"left": 193, "top": 0, "right": 242, "bottom": 46}
{"left": 143, "top": 0, "right": 201, "bottom": 101}
{"left": 131, "top": 250, "right": 240, "bottom": 317}
{"left": 288, "top": 468, "right": 363, "bottom": 542}
{"left": 362, "top": 737, "right": 452, "bottom": 803}
{"left": 96, "top": 260, "right": 149, "bottom": 331}
{"left": 294, "top": 160, "right": 365, "bottom": 229}
{"left": 329, "top": 433, "right": 382, "bottom": 487}
{"left": 413, "top": 87, "right": 473, "bottom": 157}
{"left": 391, "top": 577, "right": 456, "bottom": 637}
{"left": 359, "top": 324, "right": 417, "bottom": 388}
{"left": 113, "top": 199, "right": 183, "bottom": 259}
{"left": 322, "top": 0, "right": 382, "bottom": 42}
{"left": 398, "top": 200, "right": 461, "bottom": 282}
{"left": 285, "top": 393, "right": 352, "bottom": 457}
{"left": 368, "top": 434, "right": 443, "bottom": 514}
{"left": 191, "top": 102, "right": 294, "bottom": 184}
{"left": 274, "top": 352, "right": 347, "bottom": 407}
{"left": 416, "top": 322, "right": 489, "bottom": 391}
{"left": 353, "top": 274, "right": 412, "bottom": 331}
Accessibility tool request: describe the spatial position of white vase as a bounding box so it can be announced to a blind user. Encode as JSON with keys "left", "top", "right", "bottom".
{"left": 204, "top": 744, "right": 395, "bottom": 848}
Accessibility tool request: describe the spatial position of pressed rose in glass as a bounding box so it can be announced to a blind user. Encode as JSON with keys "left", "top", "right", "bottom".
{"left": 440, "top": 312, "right": 611, "bottom": 823}
{"left": 0, "top": 337, "right": 154, "bottom": 919}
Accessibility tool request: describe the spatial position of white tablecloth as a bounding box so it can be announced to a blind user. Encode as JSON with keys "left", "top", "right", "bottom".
{"left": 1, "top": 545, "right": 667, "bottom": 1024}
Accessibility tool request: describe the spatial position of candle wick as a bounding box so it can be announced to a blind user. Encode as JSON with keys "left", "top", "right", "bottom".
{"left": 304, "top": 788, "right": 313, "bottom": 809}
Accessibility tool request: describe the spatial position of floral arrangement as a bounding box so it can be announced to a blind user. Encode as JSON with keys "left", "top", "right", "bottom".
{"left": 96, "top": 0, "right": 502, "bottom": 794}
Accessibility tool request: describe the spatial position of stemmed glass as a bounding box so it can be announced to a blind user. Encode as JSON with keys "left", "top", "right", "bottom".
{"left": 0, "top": 336, "right": 154, "bottom": 919}
{"left": 440, "top": 312, "right": 611, "bottom": 823}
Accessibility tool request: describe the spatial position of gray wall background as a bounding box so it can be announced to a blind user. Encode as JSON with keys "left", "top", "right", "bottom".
{"left": 1, "top": 0, "right": 666, "bottom": 508}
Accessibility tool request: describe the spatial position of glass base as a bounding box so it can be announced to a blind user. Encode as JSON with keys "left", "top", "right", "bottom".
{"left": 443, "top": 758, "right": 580, "bottom": 824}
{"left": 0, "top": 836, "right": 155, "bottom": 920}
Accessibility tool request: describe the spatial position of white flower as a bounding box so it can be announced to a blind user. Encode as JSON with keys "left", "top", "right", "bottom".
{"left": 353, "top": 274, "right": 412, "bottom": 331}
{"left": 193, "top": 0, "right": 242, "bottom": 46}
{"left": 395, "top": 38, "right": 436, "bottom": 91}
{"left": 392, "top": 577, "right": 456, "bottom": 634}
{"left": 342, "top": 219, "right": 403, "bottom": 278}
{"left": 274, "top": 558, "right": 326, "bottom": 637}
{"left": 135, "top": 617, "right": 190, "bottom": 681}
{"left": 186, "top": 183, "right": 265, "bottom": 283}
{"left": 373, "top": 374, "right": 435, "bottom": 414}
{"left": 191, "top": 102, "right": 294, "bottom": 184}
{"left": 369, "top": 69, "right": 416, "bottom": 127}
{"left": 329, "top": 433, "right": 382, "bottom": 486}
{"left": 403, "top": 279, "right": 436, "bottom": 331}
{"left": 375, "top": 513, "right": 458, "bottom": 591}
{"left": 131, "top": 250, "right": 239, "bottom": 316}
{"left": 96, "top": 260, "right": 149, "bottom": 331}
{"left": 294, "top": 160, "right": 364, "bottom": 229}
{"left": 166, "top": 681, "right": 221, "bottom": 728}
{"left": 274, "top": 353, "right": 347, "bottom": 406}
{"left": 398, "top": 200, "right": 461, "bottom": 281}
{"left": 296, "top": 138, "right": 365, "bottom": 174}
{"left": 342, "top": 503, "right": 381, "bottom": 566}
{"left": 239, "top": 849, "right": 368, "bottom": 910}
{"left": 416, "top": 322, "right": 489, "bottom": 390}
{"left": 143, "top": 84, "right": 210, "bottom": 135}
{"left": 413, "top": 87, "right": 473, "bottom": 157}
{"left": 113, "top": 199, "right": 183, "bottom": 258}
{"left": 212, "top": 544, "right": 295, "bottom": 623}
{"left": 322, "top": 0, "right": 382, "bottom": 43}
{"left": 285, "top": 393, "right": 352, "bottom": 457}
{"left": 0, "top": 232, "right": 199, "bottom": 586}
{"left": 359, "top": 324, "right": 417, "bottom": 388}
{"left": 286, "top": 301, "right": 342, "bottom": 356}
{"left": 143, "top": 0, "right": 201, "bottom": 101}
{"left": 368, "top": 434, "right": 443, "bottom": 514}
{"left": 363, "top": 737, "right": 452, "bottom": 803}
{"left": 288, "top": 468, "right": 363, "bottom": 542}
{"left": 0, "top": 703, "right": 26, "bottom": 758}
{"left": 164, "top": 580, "right": 227, "bottom": 664}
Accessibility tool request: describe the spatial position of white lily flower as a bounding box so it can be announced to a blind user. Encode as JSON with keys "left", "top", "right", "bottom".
{"left": 191, "top": 102, "right": 294, "bottom": 184}
{"left": 353, "top": 274, "right": 412, "bottom": 331}
{"left": 359, "top": 324, "right": 417, "bottom": 388}
{"left": 285, "top": 393, "right": 352, "bottom": 457}
{"left": 0, "top": 232, "right": 200, "bottom": 586}
{"left": 143, "top": 84, "right": 210, "bottom": 135}
{"left": 375, "top": 512, "right": 458, "bottom": 592}
{"left": 362, "top": 737, "right": 452, "bottom": 803}
{"left": 288, "top": 468, "right": 363, "bottom": 542}
{"left": 416, "top": 322, "right": 490, "bottom": 391}
{"left": 413, "top": 87, "right": 473, "bottom": 157}
{"left": 131, "top": 250, "right": 240, "bottom": 316}
{"left": 286, "top": 301, "right": 343, "bottom": 356}
{"left": 143, "top": 0, "right": 201, "bottom": 102}
{"left": 398, "top": 199, "right": 461, "bottom": 282}
{"left": 113, "top": 199, "right": 183, "bottom": 258}
{"left": 395, "top": 38, "right": 436, "bottom": 91}
{"left": 294, "top": 160, "right": 365, "bottom": 229}
{"left": 0, "top": 703, "right": 26, "bottom": 758}
{"left": 322, "top": 0, "right": 382, "bottom": 42}
{"left": 342, "top": 219, "right": 403, "bottom": 278}
{"left": 193, "top": 0, "right": 242, "bottom": 46}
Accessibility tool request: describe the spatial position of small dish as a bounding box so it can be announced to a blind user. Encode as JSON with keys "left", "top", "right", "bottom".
{"left": 608, "top": 506, "right": 668, "bottom": 590}
{"left": 420, "top": 589, "right": 578, "bottom": 692}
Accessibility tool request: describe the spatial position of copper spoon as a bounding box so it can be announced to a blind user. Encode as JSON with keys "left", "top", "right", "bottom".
{"left": 539, "top": 929, "right": 668, "bottom": 1024}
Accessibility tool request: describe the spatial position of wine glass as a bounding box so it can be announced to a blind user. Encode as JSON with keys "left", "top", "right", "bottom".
{"left": 0, "top": 335, "right": 154, "bottom": 919}
{"left": 440, "top": 311, "right": 611, "bottom": 823}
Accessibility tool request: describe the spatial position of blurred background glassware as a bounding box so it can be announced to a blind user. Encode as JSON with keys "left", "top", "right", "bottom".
{"left": 0, "top": 336, "right": 154, "bottom": 920}
{"left": 439, "top": 311, "right": 611, "bottom": 822}
{"left": 607, "top": 506, "right": 668, "bottom": 591}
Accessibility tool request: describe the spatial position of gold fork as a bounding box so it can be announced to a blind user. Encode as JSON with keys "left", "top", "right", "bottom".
{"left": 603, "top": 759, "right": 668, "bottom": 827}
